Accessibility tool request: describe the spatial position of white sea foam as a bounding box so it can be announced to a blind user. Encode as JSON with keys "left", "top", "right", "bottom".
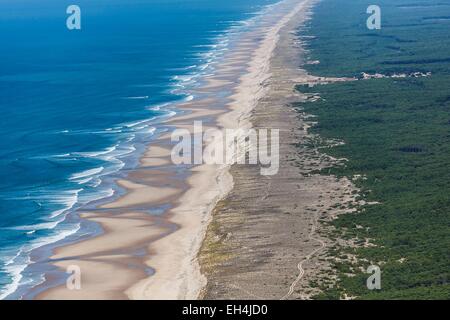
{"left": 122, "top": 96, "right": 149, "bottom": 100}
{"left": 5, "top": 189, "right": 82, "bottom": 220}
{"left": 27, "top": 223, "right": 81, "bottom": 254}
{"left": 193, "top": 44, "right": 218, "bottom": 49}
{"left": 172, "top": 74, "right": 199, "bottom": 85}
{"left": 73, "top": 146, "right": 117, "bottom": 158}
{"left": 147, "top": 102, "right": 170, "bottom": 111}
{"left": 79, "top": 188, "right": 115, "bottom": 203}
{"left": 69, "top": 167, "right": 104, "bottom": 181}
{"left": 87, "top": 177, "right": 102, "bottom": 188}
{"left": 1, "top": 0, "right": 277, "bottom": 300}
{"left": 139, "top": 127, "right": 157, "bottom": 135}
{"left": 124, "top": 119, "right": 150, "bottom": 128}
{"left": 98, "top": 128, "right": 123, "bottom": 134}
{"left": 54, "top": 153, "right": 71, "bottom": 158}
{"left": 0, "top": 255, "right": 28, "bottom": 300}
{"left": 167, "top": 65, "right": 198, "bottom": 72}
{"left": 49, "top": 189, "right": 83, "bottom": 218}
{"left": 74, "top": 176, "right": 93, "bottom": 185}
{"left": 0, "top": 223, "right": 81, "bottom": 300}
{"left": 11, "top": 218, "right": 63, "bottom": 232}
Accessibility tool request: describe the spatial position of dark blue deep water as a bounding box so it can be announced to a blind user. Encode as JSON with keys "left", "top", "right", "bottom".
{"left": 0, "top": 0, "right": 277, "bottom": 298}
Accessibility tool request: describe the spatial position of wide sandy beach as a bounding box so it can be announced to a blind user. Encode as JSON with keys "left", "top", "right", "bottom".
{"left": 34, "top": 0, "right": 344, "bottom": 300}
{"left": 198, "top": 0, "right": 358, "bottom": 299}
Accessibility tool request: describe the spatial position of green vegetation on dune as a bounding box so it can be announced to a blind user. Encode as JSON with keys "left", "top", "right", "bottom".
{"left": 296, "top": 0, "right": 450, "bottom": 299}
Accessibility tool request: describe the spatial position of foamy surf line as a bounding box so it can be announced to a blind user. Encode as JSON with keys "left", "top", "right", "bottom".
{"left": 125, "top": 0, "right": 314, "bottom": 300}
{"left": 0, "top": 37, "right": 197, "bottom": 301}
{"left": 0, "top": 1, "right": 279, "bottom": 301}
{"left": 125, "top": 0, "right": 315, "bottom": 300}
{"left": 0, "top": 25, "right": 238, "bottom": 298}
{"left": 14, "top": 0, "right": 310, "bottom": 300}
{"left": 0, "top": 92, "right": 180, "bottom": 299}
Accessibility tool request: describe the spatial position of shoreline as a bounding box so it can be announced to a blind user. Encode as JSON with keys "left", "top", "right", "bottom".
{"left": 128, "top": 0, "right": 320, "bottom": 299}
{"left": 35, "top": 0, "right": 314, "bottom": 300}
{"left": 198, "top": 0, "right": 358, "bottom": 299}
{"left": 4, "top": 0, "right": 445, "bottom": 302}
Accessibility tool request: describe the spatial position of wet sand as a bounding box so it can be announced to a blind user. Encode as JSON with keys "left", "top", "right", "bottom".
{"left": 35, "top": 0, "right": 351, "bottom": 300}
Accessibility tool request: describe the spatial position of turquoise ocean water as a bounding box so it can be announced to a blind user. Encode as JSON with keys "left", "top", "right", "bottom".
{"left": 0, "top": 0, "right": 278, "bottom": 299}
